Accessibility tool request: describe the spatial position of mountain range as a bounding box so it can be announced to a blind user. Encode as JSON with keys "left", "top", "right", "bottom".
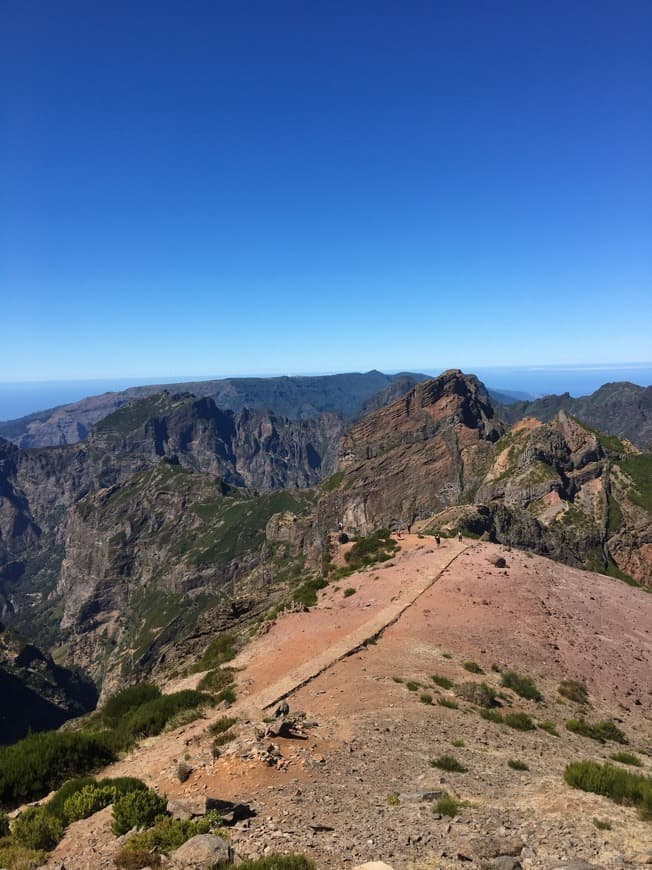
{"left": 0, "top": 368, "right": 650, "bottom": 743}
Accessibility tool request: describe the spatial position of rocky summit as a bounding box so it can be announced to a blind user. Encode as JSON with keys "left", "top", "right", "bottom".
{"left": 0, "top": 369, "right": 650, "bottom": 868}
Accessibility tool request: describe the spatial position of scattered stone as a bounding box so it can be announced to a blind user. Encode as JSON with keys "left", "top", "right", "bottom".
{"left": 488, "top": 555, "right": 507, "bottom": 568}
{"left": 352, "top": 863, "right": 396, "bottom": 870}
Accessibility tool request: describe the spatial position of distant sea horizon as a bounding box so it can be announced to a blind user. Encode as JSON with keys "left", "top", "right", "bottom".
{"left": 1, "top": 364, "right": 651, "bottom": 423}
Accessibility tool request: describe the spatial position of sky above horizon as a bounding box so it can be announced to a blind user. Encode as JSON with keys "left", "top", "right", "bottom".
{"left": 1, "top": 0, "right": 651, "bottom": 380}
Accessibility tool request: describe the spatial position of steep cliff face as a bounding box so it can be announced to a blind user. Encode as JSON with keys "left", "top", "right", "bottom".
{"left": 318, "top": 371, "right": 504, "bottom": 534}
{"left": 0, "top": 393, "right": 341, "bottom": 651}
{"left": 56, "top": 459, "right": 316, "bottom": 694}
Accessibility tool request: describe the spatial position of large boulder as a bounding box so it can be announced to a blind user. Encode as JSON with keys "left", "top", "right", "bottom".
{"left": 170, "top": 833, "right": 231, "bottom": 868}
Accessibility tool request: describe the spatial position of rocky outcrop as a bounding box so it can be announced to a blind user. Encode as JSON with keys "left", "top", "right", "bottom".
{"left": 498, "top": 381, "right": 652, "bottom": 451}
{"left": 318, "top": 370, "right": 504, "bottom": 535}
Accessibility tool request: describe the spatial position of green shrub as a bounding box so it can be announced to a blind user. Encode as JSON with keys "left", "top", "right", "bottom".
{"left": 593, "top": 818, "right": 612, "bottom": 830}
{"left": 430, "top": 755, "right": 467, "bottom": 772}
{"left": 344, "top": 529, "right": 397, "bottom": 571}
{"left": 434, "top": 794, "right": 458, "bottom": 817}
{"left": 97, "top": 776, "right": 148, "bottom": 797}
{"left": 431, "top": 674, "right": 454, "bottom": 689}
{"left": 101, "top": 684, "right": 161, "bottom": 727}
{"left": 566, "top": 718, "right": 627, "bottom": 744}
{"left": 111, "top": 788, "right": 168, "bottom": 835}
{"left": 191, "top": 633, "right": 236, "bottom": 672}
{"left": 45, "top": 776, "right": 97, "bottom": 819}
{"left": 63, "top": 784, "right": 116, "bottom": 823}
{"left": 451, "top": 739, "right": 465, "bottom": 748}
{"left": 501, "top": 671, "right": 542, "bottom": 702}
{"left": 456, "top": 681, "right": 497, "bottom": 708}
{"left": 120, "top": 815, "right": 216, "bottom": 854}
{"left": 197, "top": 666, "right": 235, "bottom": 693}
{"left": 480, "top": 708, "right": 503, "bottom": 724}
{"left": 442, "top": 652, "right": 452, "bottom": 659}
{"left": 234, "top": 857, "right": 316, "bottom": 870}
{"left": 0, "top": 811, "right": 9, "bottom": 837}
{"left": 115, "top": 690, "right": 209, "bottom": 746}
{"left": 463, "top": 661, "right": 484, "bottom": 674}
{"left": 406, "top": 681, "right": 419, "bottom": 692}
{"left": 564, "top": 760, "right": 652, "bottom": 819}
{"left": 508, "top": 759, "right": 529, "bottom": 771}
{"left": 438, "top": 697, "right": 459, "bottom": 710}
{"left": 216, "top": 686, "right": 236, "bottom": 705}
{"left": 208, "top": 716, "right": 237, "bottom": 736}
{"left": 114, "top": 848, "right": 162, "bottom": 869}
{"left": 558, "top": 680, "right": 589, "bottom": 705}
{"left": 0, "top": 731, "right": 115, "bottom": 808}
{"left": 420, "top": 693, "right": 433, "bottom": 705}
{"left": 0, "top": 842, "right": 47, "bottom": 870}
{"left": 392, "top": 676, "right": 404, "bottom": 683}
{"left": 12, "top": 806, "right": 65, "bottom": 851}
{"left": 610, "top": 751, "right": 642, "bottom": 767}
{"left": 504, "top": 712, "right": 535, "bottom": 731}
{"left": 388, "top": 792, "right": 400, "bottom": 806}
{"left": 538, "top": 720, "right": 560, "bottom": 736}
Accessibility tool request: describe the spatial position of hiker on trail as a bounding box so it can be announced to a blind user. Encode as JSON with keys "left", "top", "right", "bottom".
{"left": 458, "top": 530, "right": 462, "bottom": 543}
{"left": 435, "top": 533, "right": 441, "bottom": 547}
{"left": 338, "top": 521, "right": 343, "bottom": 532}
{"left": 407, "top": 522, "right": 412, "bottom": 534}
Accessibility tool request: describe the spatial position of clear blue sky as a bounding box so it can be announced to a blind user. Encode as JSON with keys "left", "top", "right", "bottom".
{"left": 1, "top": 0, "right": 650, "bottom": 381}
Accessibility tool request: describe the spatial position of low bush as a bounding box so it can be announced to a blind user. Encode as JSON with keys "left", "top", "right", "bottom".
{"left": 119, "top": 815, "right": 217, "bottom": 856}
{"left": 392, "top": 676, "right": 404, "bottom": 683}
{"left": 463, "top": 661, "right": 484, "bottom": 674}
{"left": 431, "top": 674, "right": 454, "bottom": 689}
{"left": 45, "top": 776, "right": 97, "bottom": 819}
{"left": 0, "top": 842, "right": 47, "bottom": 870}
{"left": 451, "top": 739, "right": 465, "bottom": 748}
{"left": 480, "top": 708, "right": 503, "bottom": 724}
{"left": 564, "top": 760, "right": 652, "bottom": 819}
{"left": 0, "top": 732, "right": 115, "bottom": 808}
{"left": 63, "top": 784, "right": 115, "bottom": 823}
{"left": 406, "top": 681, "right": 419, "bottom": 692}
{"left": 504, "top": 712, "right": 535, "bottom": 731}
{"left": 501, "top": 671, "right": 542, "bottom": 702}
{"left": 434, "top": 794, "right": 458, "bottom": 817}
{"left": 191, "top": 633, "right": 236, "bottom": 672}
{"left": 101, "top": 684, "right": 161, "bottom": 727}
{"left": 566, "top": 719, "right": 627, "bottom": 744}
{"left": 115, "top": 690, "right": 210, "bottom": 746}
{"left": 344, "top": 529, "right": 398, "bottom": 571}
{"left": 234, "top": 857, "right": 316, "bottom": 870}
{"left": 593, "top": 818, "right": 612, "bottom": 830}
{"left": 430, "top": 755, "right": 467, "bottom": 773}
{"left": 456, "top": 681, "right": 497, "bottom": 708}
{"left": 176, "top": 762, "right": 192, "bottom": 783}
{"left": 538, "top": 720, "right": 559, "bottom": 736}
{"left": 208, "top": 716, "right": 237, "bottom": 736}
{"left": 111, "top": 788, "right": 168, "bottom": 835}
{"left": 420, "top": 693, "right": 433, "bottom": 705}
{"left": 0, "top": 812, "right": 8, "bottom": 838}
{"left": 610, "top": 751, "right": 642, "bottom": 767}
{"left": 343, "top": 587, "right": 356, "bottom": 597}
{"left": 12, "top": 807, "right": 65, "bottom": 851}
{"left": 559, "top": 680, "right": 589, "bottom": 705}
{"left": 216, "top": 686, "right": 237, "bottom": 705}
{"left": 114, "top": 848, "right": 162, "bottom": 869}
{"left": 508, "top": 759, "right": 529, "bottom": 771}
{"left": 197, "top": 666, "right": 235, "bottom": 694}
{"left": 438, "top": 697, "right": 459, "bottom": 710}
